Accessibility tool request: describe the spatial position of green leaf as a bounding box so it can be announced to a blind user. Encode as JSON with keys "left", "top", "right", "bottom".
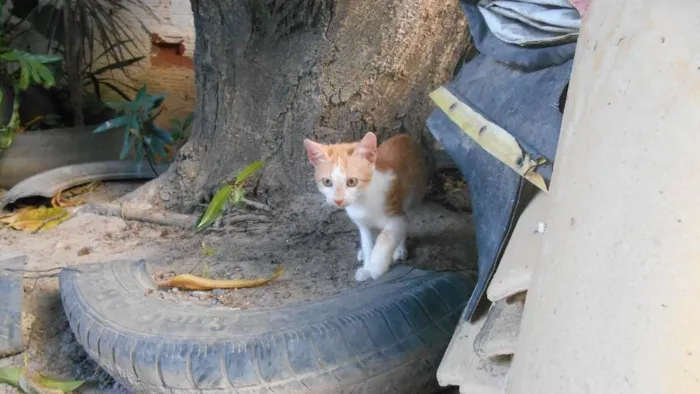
{"left": 235, "top": 161, "right": 264, "bottom": 184}
{"left": 31, "top": 54, "right": 62, "bottom": 64}
{"left": 230, "top": 187, "right": 245, "bottom": 207}
{"left": 194, "top": 185, "right": 233, "bottom": 232}
{"left": 128, "top": 116, "right": 140, "bottom": 137}
{"left": 154, "top": 126, "right": 174, "bottom": 144}
{"left": 90, "top": 55, "right": 145, "bottom": 75}
{"left": 93, "top": 116, "right": 131, "bottom": 133}
{"left": 151, "top": 137, "right": 167, "bottom": 158}
{"left": 29, "top": 62, "right": 42, "bottom": 85}
{"left": 35, "top": 64, "right": 56, "bottom": 88}
{"left": 34, "top": 375, "right": 85, "bottom": 391}
{"left": 135, "top": 141, "right": 144, "bottom": 164}
{"left": 120, "top": 128, "right": 132, "bottom": 159}
{"left": 18, "top": 62, "right": 30, "bottom": 90}
{"left": 169, "top": 118, "right": 183, "bottom": 130}
{"left": 96, "top": 80, "right": 132, "bottom": 101}
{"left": 89, "top": 74, "right": 102, "bottom": 101}
{"left": 133, "top": 85, "right": 147, "bottom": 105}
{"left": 182, "top": 113, "right": 194, "bottom": 132}
{"left": 144, "top": 94, "right": 166, "bottom": 116}
{"left": 0, "top": 366, "right": 22, "bottom": 388}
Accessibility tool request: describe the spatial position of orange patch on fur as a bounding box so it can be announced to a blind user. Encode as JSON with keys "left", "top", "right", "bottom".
{"left": 374, "top": 134, "right": 427, "bottom": 216}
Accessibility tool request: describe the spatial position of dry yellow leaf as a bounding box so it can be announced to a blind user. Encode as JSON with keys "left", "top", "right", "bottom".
{"left": 0, "top": 206, "right": 70, "bottom": 232}
{"left": 157, "top": 266, "right": 284, "bottom": 291}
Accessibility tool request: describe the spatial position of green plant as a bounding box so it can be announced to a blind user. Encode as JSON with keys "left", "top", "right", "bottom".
{"left": 83, "top": 42, "right": 145, "bottom": 102}
{"left": 92, "top": 86, "right": 173, "bottom": 171}
{"left": 168, "top": 112, "right": 194, "bottom": 141}
{"left": 194, "top": 161, "right": 265, "bottom": 232}
{"left": 0, "top": 49, "right": 61, "bottom": 150}
{"left": 7, "top": 0, "right": 155, "bottom": 126}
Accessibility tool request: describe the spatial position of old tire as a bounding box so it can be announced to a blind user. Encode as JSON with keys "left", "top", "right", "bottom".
{"left": 0, "top": 254, "right": 25, "bottom": 357}
{"left": 0, "top": 126, "right": 126, "bottom": 189}
{"left": 60, "top": 260, "right": 474, "bottom": 393}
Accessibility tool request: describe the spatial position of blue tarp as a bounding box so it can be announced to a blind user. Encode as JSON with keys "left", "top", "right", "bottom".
{"left": 460, "top": 0, "right": 577, "bottom": 71}
{"left": 427, "top": 1, "right": 575, "bottom": 320}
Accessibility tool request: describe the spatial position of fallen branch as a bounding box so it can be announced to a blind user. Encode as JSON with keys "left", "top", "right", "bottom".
{"left": 77, "top": 202, "right": 197, "bottom": 228}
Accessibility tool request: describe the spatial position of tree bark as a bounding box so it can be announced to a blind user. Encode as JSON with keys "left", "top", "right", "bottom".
{"left": 132, "top": 0, "right": 468, "bottom": 211}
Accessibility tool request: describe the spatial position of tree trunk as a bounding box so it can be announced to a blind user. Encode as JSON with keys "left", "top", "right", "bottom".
{"left": 132, "top": 0, "right": 468, "bottom": 211}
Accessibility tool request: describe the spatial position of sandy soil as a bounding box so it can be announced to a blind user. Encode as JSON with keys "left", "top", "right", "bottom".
{"left": 0, "top": 178, "right": 475, "bottom": 393}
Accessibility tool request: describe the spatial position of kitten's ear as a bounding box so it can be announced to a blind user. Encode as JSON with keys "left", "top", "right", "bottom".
{"left": 354, "top": 132, "right": 378, "bottom": 164}
{"left": 303, "top": 139, "right": 329, "bottom": 165}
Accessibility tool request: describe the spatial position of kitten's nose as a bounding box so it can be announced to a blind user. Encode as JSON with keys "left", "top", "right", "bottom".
{"left": 333, "top": 199, "right": 345, "bottom": 207}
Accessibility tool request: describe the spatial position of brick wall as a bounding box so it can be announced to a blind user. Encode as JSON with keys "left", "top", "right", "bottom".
{"left": 111, "top": 0, "right": 197, "bottom": 127}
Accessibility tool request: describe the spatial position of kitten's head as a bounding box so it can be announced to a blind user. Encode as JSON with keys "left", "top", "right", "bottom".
{"left": 303, "top": 132, "right": 378, "bottom": 208}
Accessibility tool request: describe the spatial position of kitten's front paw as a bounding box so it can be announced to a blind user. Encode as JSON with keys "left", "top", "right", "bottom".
{"left": 354, "top": 267, "right": 372, "bottom": 282}
{"left": 357, "top": 249, "right": 364, "bottom": 262}
{"left": 392, "top": 246, "right": 408, "bottom": 262}
{"left": 367, "top": 264, "right": 389, "bottom": 280}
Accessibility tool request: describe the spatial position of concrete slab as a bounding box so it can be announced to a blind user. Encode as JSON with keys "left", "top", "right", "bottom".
{"left": 487, "top": 192, "right": 548, "bottom": 302}
{"left": 437, "top": 309, "right": 488, "bottom": 387}
{"left": 474, "top": 293, "right": 526, "bottom": 358}
{"left": 458, "top": 355, "right": 511, "bottom": 394}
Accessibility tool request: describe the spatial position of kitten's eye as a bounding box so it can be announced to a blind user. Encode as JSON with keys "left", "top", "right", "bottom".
{"left": 346, "top": 178, "right": 358, "bottom": 187}
{"left": 321, "top": 177, "right": 332, "bottom": 187}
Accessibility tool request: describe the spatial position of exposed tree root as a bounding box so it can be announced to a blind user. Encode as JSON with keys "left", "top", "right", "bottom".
{"left": 77, "top": 202, "right": 197, "bottom": 228}
{"left": 77, "top": 201, "right": 272, "bottom": 230}
{"left": 241, "top": 198, "right": 272, "bottom": 212}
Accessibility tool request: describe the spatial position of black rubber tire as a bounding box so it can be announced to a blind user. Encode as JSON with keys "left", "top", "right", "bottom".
{"left": 60, "top": 260, "right": 474, "bottom": 394}
{"left": 0, "top": 161, "right": 167, "bottom": 211}
{"left": 0, "top": 126, "right": 126, "bottom": 189}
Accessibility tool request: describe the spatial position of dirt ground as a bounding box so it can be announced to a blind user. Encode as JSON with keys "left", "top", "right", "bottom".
{"left": 0, "top": 175, "right": 475, "bottom": 393}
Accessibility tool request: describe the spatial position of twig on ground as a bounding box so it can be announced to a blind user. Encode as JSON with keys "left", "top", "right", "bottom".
{"left": 77, "top": 202, "right": 197, "bottom": 228}
{"left": 224, "top": 214, "right": 271, "bottom": 225}
{"left": 241, "top": 198, "right": 272, "bottom": 212}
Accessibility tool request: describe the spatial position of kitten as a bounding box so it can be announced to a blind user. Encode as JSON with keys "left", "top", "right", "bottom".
{"left": 303, "top": 132, "right": 428, "bottom": 281}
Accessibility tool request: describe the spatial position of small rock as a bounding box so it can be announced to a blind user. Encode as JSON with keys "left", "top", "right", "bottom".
{"left": 210, "top": 299, "right": 218, "bottom": 306}
{"left": 171, "top": 288, "right": 179, "bottom": 293}
{"left": 212, "top": 289, "right": 225, "bottom": 296}
{"left": 77, "top": 246, "right": 90, "bottom": 256}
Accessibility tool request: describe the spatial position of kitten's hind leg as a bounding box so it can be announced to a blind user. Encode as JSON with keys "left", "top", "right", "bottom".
{"left": 357, "top": 216, "right": 407, "bottom": 281}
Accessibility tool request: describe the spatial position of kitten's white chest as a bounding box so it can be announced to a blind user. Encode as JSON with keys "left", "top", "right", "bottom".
{"left": 345, "top": 170, "right": 394, "bottom": 230}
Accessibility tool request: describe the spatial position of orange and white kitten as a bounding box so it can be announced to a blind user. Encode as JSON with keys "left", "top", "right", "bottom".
{"left": 303, "top": 132, "right": 428, "bottom": 281}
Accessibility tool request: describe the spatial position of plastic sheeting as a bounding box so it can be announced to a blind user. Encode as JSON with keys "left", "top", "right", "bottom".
{"left": 460, "top": 0, "right": 577, "bottom": 71}
{"left": 478, "top": 0, "right": 580, "bottom": 46}
{"left": 427, "top": 55, "right": 572, "bottom": 320}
